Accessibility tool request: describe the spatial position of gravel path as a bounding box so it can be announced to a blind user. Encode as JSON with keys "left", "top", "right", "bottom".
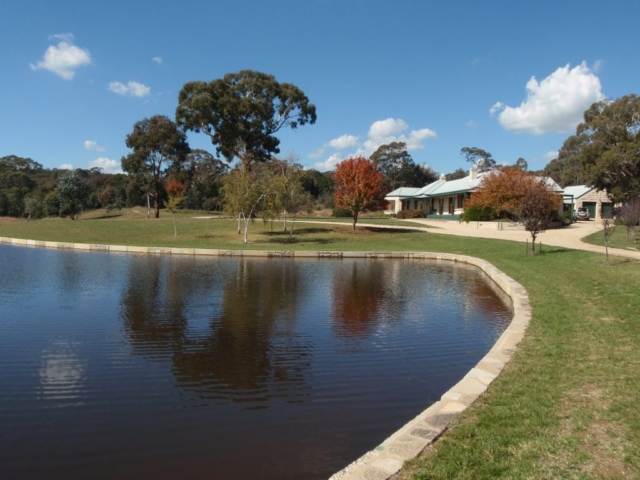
{"left": 402, "top": 218, "right": 640, "bottom": 260}
{"left": 298, "top": 218, "right": 640, "bottom": 261}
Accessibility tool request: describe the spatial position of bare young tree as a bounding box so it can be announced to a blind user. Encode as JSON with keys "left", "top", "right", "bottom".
{"left": 221, "top": 165, "right": 270, "bottom": 244}
{"left": 602, "top": 213, "right": 617, "bottom": 265}
{"left": 620, "top": 198, "right": 640, "bottom": 249}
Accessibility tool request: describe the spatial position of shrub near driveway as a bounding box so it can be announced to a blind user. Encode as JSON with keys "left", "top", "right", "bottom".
{"left": 1, "top": 214, "right": 639, "bottom": 478}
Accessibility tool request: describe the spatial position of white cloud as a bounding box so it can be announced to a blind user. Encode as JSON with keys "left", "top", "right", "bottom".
{"left": 314, "top": 153, "right": 343, "bottom": 172}
{"left": 312, "top": 118, "right": 437, "bottom": 171}
{"left": 327, "top": 134, "right": 360, "bottom": 150}
{"left": 466, "top": 120, "right": 478, "bottom": 128}
{"left": 152, "top": 56, "right": 163, "bottom": 64}
{"left": 360, "top": 118, "right": 436, "bottom": 156}
{"left": 592, "top": 59, "right": 604, "bottom": 73}
{"left": 309, "top": 134, "right": 360, "bottom": 159}
{"left": 84, "top": 140, "right": 105, "bottom": 152}
{"left": 49, "top": 33, "right": 74, "bottom": 42}
{"left": 405, "top": 128, "right": 438, "bottom": 149}
{"left": 59, "top": 164, "right": 73, "bottom": 170}
{"left": 30, "top": 34, "right": 92, "bottom": 80}
{"left": 308, "top": 148, "right": 325, "bottom": 159}
{"left": 88, "top": 157, "right": 122, "bottom": 174}
{"left": 108, "top": 81, "right": 151, "bottom": 97}
{"left": 489, "top": 102, "right": 504, "bottom": 116}
{"left": 493, "top": 62, "right": 605, "bottom": 135}
{"left": 543, "top": 150, "right": 559, "bottom": 161}
{"left": 368, "top": 118, "right": 408, "bottom": 138}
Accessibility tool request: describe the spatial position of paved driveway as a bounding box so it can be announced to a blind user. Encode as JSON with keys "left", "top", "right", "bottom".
{"left": 402, "top": 218, "right": 640, "bottom": 260}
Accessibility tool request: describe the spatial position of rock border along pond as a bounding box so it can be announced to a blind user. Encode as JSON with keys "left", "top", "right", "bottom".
{"left": 0, "top": 236, "right": 531, "bottom": 480}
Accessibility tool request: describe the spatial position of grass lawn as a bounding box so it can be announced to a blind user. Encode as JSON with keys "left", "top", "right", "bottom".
{"left": 582, "top": 222, "right": 640, "bottom": 253}
{"left": 2, "top": 210, "right": 639, "bottom": 479}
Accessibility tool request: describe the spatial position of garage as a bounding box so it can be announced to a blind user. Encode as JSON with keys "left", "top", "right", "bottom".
{"left": 601, "top": 202, "right": 614, "bottom": 218}
{"left": 583, "top": 202, "right": 597, "bottom": 219}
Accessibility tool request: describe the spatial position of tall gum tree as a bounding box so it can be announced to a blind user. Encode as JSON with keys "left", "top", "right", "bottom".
{"left": 371, "top": 142, "right": 437, "bottom": 190}
{"left": 121, "top": 115, "right": 190, "bottom": 218}
{"left": 558, "top": 94, "right": 640, "bottom": 203}
{"left": 175, "top": 70, "right": 316, "bottom": 171}
{"left": 461, "top": 147, "right": 496, "bottom": 172}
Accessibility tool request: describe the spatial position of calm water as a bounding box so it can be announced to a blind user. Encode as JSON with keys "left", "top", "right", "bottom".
{"left": 0, "top": 244, "right": 512, "bottom": 479}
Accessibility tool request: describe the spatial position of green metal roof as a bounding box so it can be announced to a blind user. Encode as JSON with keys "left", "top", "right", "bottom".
{"left": 385, "top": 170, "right": 563, "bottom": 201}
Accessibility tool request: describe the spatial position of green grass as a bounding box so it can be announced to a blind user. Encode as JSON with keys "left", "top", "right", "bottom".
{"left": 2, "top": 210, "right": 639, "bottom": 479}
{"left": 583, "top": 223, "right": 640, "bottom": 252}
{"left": 0, "top": 209, "right": 429, "bottom": 250}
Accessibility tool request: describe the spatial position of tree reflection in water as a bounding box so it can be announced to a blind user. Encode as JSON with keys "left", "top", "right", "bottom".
{"left": 331, "top": 261, "right": 387, "bottom": 339}
{"left": 120, "top": 256, "right": 312, "bottom": 408}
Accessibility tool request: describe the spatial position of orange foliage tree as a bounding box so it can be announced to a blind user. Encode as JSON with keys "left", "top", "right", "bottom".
{"left": 333, "top": 156, "right": 385, "bottom": 230}
{"left": 166, "top": 179, "right": 187, "bottom": 239}
{"left": 466, "top": 168, "right": 562, "bottom": 254}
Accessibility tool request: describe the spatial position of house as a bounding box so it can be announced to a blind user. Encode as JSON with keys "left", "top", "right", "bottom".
{"left": 562, "top": 185, "right": 615, "bottom": 220}
{"left": 385, "top": 167, "right": 563, "bottom": 219}
{"left": 385, "top": 167, "right": 485, "bottom": 219}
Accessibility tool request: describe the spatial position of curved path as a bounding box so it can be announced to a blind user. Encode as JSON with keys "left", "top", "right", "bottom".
{"left": 408, "top": 218, "right": 640, "bottom": 259}
{"left": 301, "top": 218, "right": 640, "bottom": 260}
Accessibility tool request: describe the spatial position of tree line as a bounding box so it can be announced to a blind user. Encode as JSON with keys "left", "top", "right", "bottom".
{"left": 0, "top": 70, "right": 437, "bottom": 226}
{"left": 2, "top": 68, "right": 637, "bottom": 241}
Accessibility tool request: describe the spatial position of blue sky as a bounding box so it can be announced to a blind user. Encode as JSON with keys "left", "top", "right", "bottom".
{"left": 2, "top": 1, "right": 639, "bottom": 175}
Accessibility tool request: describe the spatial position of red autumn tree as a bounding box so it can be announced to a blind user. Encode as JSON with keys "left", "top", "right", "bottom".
{"left": 333, "top": 156, "right": 385, "bottom": 230}
{"left": 466, "top": 167, "right": 562, "bottom": 254}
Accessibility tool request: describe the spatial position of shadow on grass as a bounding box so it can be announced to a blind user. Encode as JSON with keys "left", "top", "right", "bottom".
{"left": 258, "top": 237, "right": 334, "bottom": 245}
{"left": 256, "top": 229, "right": 335, "bottom": 245}
{"left": 255, "top": 235, "right": 335, "bottom": 245}
{"left": 359, "top": 227, "right": 424, "bottom": 234}
{"left": 536, "top": 246, "right": 572, "bottom": 255}
{"left": 262, "top": 227, "right": 333, "bottom": 235}
{"left": 89, "top": 213, "right": 124, "bottom": 220}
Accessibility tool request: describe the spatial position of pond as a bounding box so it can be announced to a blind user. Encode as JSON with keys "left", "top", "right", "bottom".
{"left": 0, "top": 244, "right": 512, "bottom": 479}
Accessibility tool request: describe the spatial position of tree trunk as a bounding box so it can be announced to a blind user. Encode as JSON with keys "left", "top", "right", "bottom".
{"left": 283, "top": 210, "right": 287, "bottom": 232}
{"left": 154, "top": 193, "right": 160, "bottom": 218}
{"left": 352, "top": 212, "right": 358, "bottom": 231}
{"left": 237, "top": 212, "right": 242, "bottom": 234}
{"left": 172, "top": 211, "right": 177, "bottom": 239}
{"left": 529, "top": 232, "right": 537, "bottom": 255}
{"left": 289, "top": 213, "right": 296, "bottom": 240}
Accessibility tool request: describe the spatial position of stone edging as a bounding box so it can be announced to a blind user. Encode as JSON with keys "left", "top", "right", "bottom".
{"left": 0, "top": 237, "right": 530, "bottom": 480}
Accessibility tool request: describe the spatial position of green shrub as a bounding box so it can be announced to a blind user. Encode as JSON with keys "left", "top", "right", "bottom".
{"left": 396, "top": 209, "right": 426, "bottom": 219}
{"left": 462, "top": 204, "right": 496, "bottom": 222}
{"left": 332, "top": 207, "right": 352, "bottom": 217}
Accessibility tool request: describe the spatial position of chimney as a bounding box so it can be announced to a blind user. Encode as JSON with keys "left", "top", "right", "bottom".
{"left": 439, "top": 173, "right": 446, "bottom": 181}
{"left": 470, "top": 166, "right": 477, "bottom": 181}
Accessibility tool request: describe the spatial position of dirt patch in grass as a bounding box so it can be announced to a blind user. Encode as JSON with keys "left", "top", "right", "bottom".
{"left": 580, "top": 420, "right": 631, "bottom": 479}
{"left": 553, "top": 385, "right": 632, "bottom": 479}
{"left": 0, "top": 217, "right": 24, "bottom": 225}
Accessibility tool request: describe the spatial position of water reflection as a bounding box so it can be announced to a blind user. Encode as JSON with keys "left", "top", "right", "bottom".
{"left": 332, "top": 262, "right": 388, "bottom": 339}
{"left": 120, "top": 257, "right": 313, "bottom": 407}
{"left": 0, "top": 244, "right": 515, "bottom": 480}
{"left": 38, "top": 340, "right": 85, "bottom": 406}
